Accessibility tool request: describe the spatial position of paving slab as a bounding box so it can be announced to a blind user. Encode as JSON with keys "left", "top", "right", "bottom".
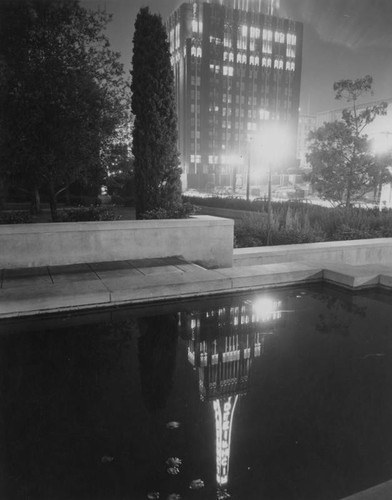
{"left": 103, "top": 269, "right": 232, "bottom": 304}
{"left": 2, "top": 266, "right": 52, "bottom": 289}
{"left": 49, "top": 263, "right": 100, "bottom": 283}
{"left": 0, "top": 279, "right": 110, "bottom": 317}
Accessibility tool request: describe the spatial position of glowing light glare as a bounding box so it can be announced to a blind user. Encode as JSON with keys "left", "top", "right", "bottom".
{"left": 372, "top": 133, "right": 392, "bottom": 155}
{"left": 252, "top": 297, "right": 281, "bottom": 322}
{"left": 261, "top": 124, "right": 291, "bottom": 163}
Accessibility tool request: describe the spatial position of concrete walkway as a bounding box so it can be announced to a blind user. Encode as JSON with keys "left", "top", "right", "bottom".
{"left": 2, "top": 255, "right": 392, "bottom": 319}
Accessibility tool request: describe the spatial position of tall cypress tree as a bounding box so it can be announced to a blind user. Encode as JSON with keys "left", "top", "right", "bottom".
{"left": 131, "top": 7, "right": 182, "bottom": 219}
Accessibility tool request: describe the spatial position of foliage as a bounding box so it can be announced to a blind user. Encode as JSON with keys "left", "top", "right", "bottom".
{"left": 140, "top": 202, "right": 199, "bottom": 220}
{"left": 187, "top": 195, "right": 392, "bottom": 247}
{"left": 106, "top": 151, "right": 135, "bottom": 205}
{"left": 131, "top": 7, "right": 182, "bottom": 218}
{"left": 56, "top": 206, "right": 121, "bottom": 222}
{"left": 0, "top": 0, "right": 131, "bottom": 220}
{"left": 0, "top": 211, "right": 32, "bottom": 224}
{"left": 306, "top": 75, "right": 390, "bottom": 207}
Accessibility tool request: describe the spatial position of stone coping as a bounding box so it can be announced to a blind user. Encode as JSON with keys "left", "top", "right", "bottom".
{"left": 1, "top": 257, "right": 392, "bottom": 320}
{"left": 0, "top": 215, "right": 233, "bottom": 235}
{"left": 234, "top": 238, "right": 392, "bottom": 266}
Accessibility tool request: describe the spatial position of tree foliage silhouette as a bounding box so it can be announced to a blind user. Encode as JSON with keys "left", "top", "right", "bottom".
{"left": 131, "top": 7, "right": 182, "bottom": 219}
{"left": 0, "top": 0, "right": 130, "bottom": 218}
{"left": 306, "top": 76, "right": 390, "bottom": 207}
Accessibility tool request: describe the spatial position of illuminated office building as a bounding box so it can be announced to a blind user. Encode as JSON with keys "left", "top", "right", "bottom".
{"left": 179, "top": 296, "right": 282, "bottom": 496}
{"left": 167, "top": 0, "right": 303, "bottom": 190}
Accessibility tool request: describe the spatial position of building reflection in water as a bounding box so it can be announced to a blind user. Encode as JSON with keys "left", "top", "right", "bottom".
{"left": 179, "top": 296, "right": 283, "bottom": 497}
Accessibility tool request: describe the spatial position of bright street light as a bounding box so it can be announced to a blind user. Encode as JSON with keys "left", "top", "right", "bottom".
{"left": 260, "top": 123, "right": 291, "bottom": 245}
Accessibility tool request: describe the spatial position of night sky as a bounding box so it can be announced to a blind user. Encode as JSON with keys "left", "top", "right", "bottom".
{"left": 82, "top": 0, "right": 392, "bottom": 114}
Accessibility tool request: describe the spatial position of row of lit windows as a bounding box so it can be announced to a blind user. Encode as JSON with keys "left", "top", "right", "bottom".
{"left": 223, "top": 28, "right": 296, "bottom": 46}
{"left": 219, "top": 58, "right": 295, "bottom": 70}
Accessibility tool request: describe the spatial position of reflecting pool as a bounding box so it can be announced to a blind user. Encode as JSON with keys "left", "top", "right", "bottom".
{"left": 1, "top": 284, "right": 392, "bottom": 500}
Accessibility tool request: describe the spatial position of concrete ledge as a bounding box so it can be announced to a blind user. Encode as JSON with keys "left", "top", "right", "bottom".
{"left": 323, "top": 264, "right": 392, "bottom": 289}
{"left": 216, "top": 262, "right": 323, "bottom": 289}
{"left": 0, "top": 279, "right": 111, "bottom": 317}
{"left": 0, "top": 215, "right": 234, "bottom": 270}
{"left": 234, "top": 239, "right": 392, "bottom": 267}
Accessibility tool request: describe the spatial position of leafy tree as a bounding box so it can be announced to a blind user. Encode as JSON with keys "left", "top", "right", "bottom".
{"left": 0, "top": 0, "right": 130, "bottom": 219}
{"left": 131, "top": 7, "right": 182, "bottom": 219}
{"left": 306, "top": 75, "right": 390, "bottom": 207}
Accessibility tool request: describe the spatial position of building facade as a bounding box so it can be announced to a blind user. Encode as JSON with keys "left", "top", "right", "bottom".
{"left": 296, "top": 113, "right": 316, "bottom": 170}
{"left": 167, "top": 0, "right": 303, "bottom": 191}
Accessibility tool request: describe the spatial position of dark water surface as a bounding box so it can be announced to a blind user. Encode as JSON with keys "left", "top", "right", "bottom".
{"left": 1, "top": 284, "right": 392, "bottom": 500}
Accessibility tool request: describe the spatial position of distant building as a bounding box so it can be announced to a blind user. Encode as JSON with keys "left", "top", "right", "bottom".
{"left": 166, "top": 0, "right": 303, "bottom": 191}
{"left": 296, "top": 113, "right": 316, "bottom": 170}
{"left": 315, "top": 97, "right": 392, "bottom": 145}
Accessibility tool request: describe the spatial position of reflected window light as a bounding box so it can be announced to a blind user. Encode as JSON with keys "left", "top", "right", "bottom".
{"left": 252, "top": 297, "right": 280, "bottom": 322}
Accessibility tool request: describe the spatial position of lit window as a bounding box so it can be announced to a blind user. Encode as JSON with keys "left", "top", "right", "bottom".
{"left": 223, "top": 51, "right": 228, "bottom": 61}
{"left": 170, "top": 29, "right": 175, "bottom": 50}
{"left": 242, "top": 53, "right": 246, "bottom": 64}
{"left": 196, "top": 47, "right": 202, "bottom": 57}
{"left": 259, "top": 109, "right": 270, "bottom": 120}
{"left": 236, "top": 53, "right": 241, "bottom": 64}
{"left": 175, "top": 24, "right": 180, "bottom": 49}
{"left": 287, "top": 33, "right": 296, "bottom": 45}
{"left": 229, "top": 52, "right": 234, "bottom": 62}
{"left": 191, "top": 46, "right": 196, "bottom": 57}
{"left": 241, "top": 25, "right": 248, "bottom": 37}
{"left": 249, "top": 55, "right": 254, "bottom": 65}
{"left": 192, "top": 19, "right": 198, "bottom": 33}
{"left": 250, "top": 26, "right": 260, "bottom": 38}
{"left": 286, "top": 46, "right": 296, "bottom": 58}
{"left": 255, "top": 55, "right": 259, "bottom": 66}
{"left": 224, "top": 34, "right": 232, "bottom": 48}
{"left": 262, "top": 29, "right": 273, "bottom": 41}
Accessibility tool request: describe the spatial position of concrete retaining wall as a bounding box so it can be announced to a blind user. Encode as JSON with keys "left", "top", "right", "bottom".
{"left": 0, "top": 215, "right": 234, "bottom": 269}
{"left": 234, "top": 238, "right": 392, "bottom": 267}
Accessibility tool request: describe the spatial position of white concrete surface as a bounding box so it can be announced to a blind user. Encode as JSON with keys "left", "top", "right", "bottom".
{"left": 0, "top": 215, "right": 234, "bottom": 270}
{"left": 234, "top": 238, "right": 392, "bottom": 267}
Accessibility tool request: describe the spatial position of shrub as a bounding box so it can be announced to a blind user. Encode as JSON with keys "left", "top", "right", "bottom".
{"left": 140, "top": 202, "right": 199, "bottom": 220}
{"left": 56, "top": 206, "right": 121, "bottom": 222}
{"left": 0, "top": 211, "right": 32, "bottom": 224}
